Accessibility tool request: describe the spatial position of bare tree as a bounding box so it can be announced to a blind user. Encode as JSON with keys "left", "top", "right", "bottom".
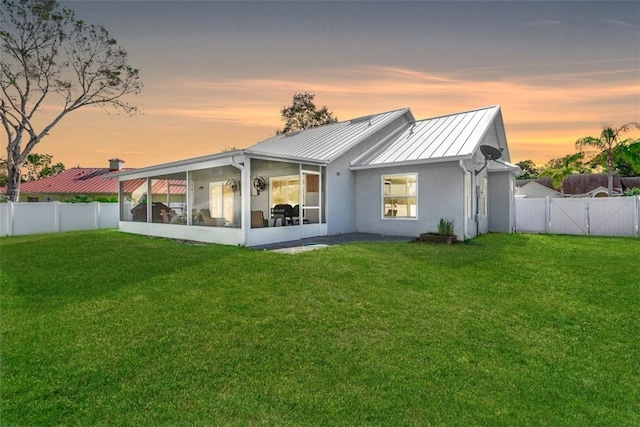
{"left": 575, "top": 123, "right": 640, "bottom": 195}
{"left": 0, "top": 0, "right": 142, "bottom": 201}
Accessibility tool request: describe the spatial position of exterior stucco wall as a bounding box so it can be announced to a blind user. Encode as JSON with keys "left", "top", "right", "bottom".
{"left": 326, "top": 115, "right": 411, "bottom": 235}
{"left": 488, "top": 171, "right": 515, "bottom": 233}
{"left": 355, "top": 162, "right": 466, "bottom": 238}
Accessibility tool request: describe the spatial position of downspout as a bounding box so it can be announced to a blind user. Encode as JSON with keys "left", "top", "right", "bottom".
{"left": 458, "top": 160, "right": 470, "bottom": 240}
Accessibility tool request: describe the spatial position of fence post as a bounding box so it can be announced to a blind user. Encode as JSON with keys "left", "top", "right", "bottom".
{"left": 8, "top": 201, "right": 14, "bottom": 236}
{"left": 54, "top": 201, "right": 61, "bottom": 232}
{"left": 633, "top": 195, "right": 640, "bottom": 239}
{"left": 545, "top": 196, "right": 551, "bottom": 234}
{"left": 586, "top": 198, "right": 590, "bottom": 236}
{"left": 94, "top": 202, "right": 100, "bottom": 229}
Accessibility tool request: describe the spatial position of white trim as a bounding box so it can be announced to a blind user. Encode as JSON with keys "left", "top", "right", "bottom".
{"left": 111, "top": 153, "right": 244, "bottom": 180}
{"left": 381, "top": 172, "right": 418, "bottom": 220}
{"left": 351, "top": 155, "right": 472, "bottom": 170}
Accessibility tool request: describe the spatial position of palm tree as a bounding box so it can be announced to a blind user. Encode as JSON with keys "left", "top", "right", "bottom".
{"left": 589, "top": 140, "right": 640, "bottom": 177}
{"left": 575, "top": 123, "right": 640, "bottom": 195}
{"left": 540, "top": 152, "right": 585, "bottom": 193}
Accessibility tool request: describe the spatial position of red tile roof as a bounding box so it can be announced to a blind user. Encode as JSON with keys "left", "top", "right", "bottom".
{"left": 1, "top": 167, "right": 187, "bottom": 195}
{"left": 3, "top": 168, "right": 123, "bottom": 194}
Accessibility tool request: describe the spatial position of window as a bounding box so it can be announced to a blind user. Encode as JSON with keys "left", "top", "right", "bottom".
{"left": 382, "top": 174, "right": 417, "bottom": 218}
{"left": 270, "top": 175, "right": 300, "bottom": 206}
{"left": 209, "top": 181, "right": 235, "bottom": 223}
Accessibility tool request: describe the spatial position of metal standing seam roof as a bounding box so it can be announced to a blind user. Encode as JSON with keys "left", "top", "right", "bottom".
{"left": 245, "top": 108, "right": 412, "bottom": 163}
{"left": 351, "top": 105, "right": 502, "bottom": 168}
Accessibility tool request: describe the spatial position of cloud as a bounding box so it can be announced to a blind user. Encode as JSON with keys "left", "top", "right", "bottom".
{"left": 156, "top": 63, "right": 637, "bottom": 125}
{"left": 606, "top": 19, "right": 635, "bottom": 28}
{"left": 524, "top": 19, "right": 567, "bottom": 27}
{"left": 125, "top": 63, "right": 638, "bottom": 163}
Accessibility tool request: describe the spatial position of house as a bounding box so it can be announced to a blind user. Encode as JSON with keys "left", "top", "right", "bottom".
{"left": 111, "top": 105, "right": 520, "bottom": 246}
{"left": 6, "top": 159, "right": 130, "bottom": 202}
{"left": 620, "top": 177, "right": 640, "bottom": 194}
{"left": 562, "top": 173, "right": 623, "bottom": 197}
{"left": 515, "top": 177, "right": 560, "bottom": 198}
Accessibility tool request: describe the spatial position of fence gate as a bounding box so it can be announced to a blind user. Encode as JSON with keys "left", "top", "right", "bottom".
{"left": 515, "top": 196, "right": 639, "bottom": 238}
{"left": 549, "top": 198, "right": 589, "bottom": 235}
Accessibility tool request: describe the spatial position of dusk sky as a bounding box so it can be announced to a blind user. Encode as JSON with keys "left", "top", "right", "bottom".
{"left": 34, "top": 1, "right": 640, "bottom": 168}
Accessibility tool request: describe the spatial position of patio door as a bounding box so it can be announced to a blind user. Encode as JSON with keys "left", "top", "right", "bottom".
{"left": 301, "top": 172, "right": 321, "bottom": 224}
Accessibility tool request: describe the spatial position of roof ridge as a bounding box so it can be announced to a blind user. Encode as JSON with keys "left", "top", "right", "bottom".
{"left": 347, "top": 107, "right": 410, "bottom": 124}
{"left": 413, "top": 105, "right": 500, "bottom": 123}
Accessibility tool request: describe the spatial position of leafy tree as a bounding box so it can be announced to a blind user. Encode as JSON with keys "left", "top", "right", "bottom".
{"left": 23, "top": 153, "right": 65, "bottom": 181}
{"left": 540, "top": 152, "right": 585, "bottom": 191}
{"left": 279, "top": 92, "right": 337, "bottom": 134}
{"left": 625, "top": 187, "right": 640, "bottom": 196}
{"left": 515, "top": 160, "right": 541, "bottom": 180}
{"left": 0, "top": 153, "right": 63, "bottom": 184}
{"left": 575, "top": 123, "right": 640, "bottom": 195}
{"left": 0, "top": 0, "right": 142, "bottom": 201}
{"left": 589, "top": 140, "right": 640, "bottom": 178}
{"left": 220, "top": 145, "right": 237, "bottom": 152}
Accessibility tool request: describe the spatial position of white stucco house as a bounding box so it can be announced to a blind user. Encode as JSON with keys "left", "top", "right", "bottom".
{"left": 112, "top": 105, "right": 520, "bottom": 246}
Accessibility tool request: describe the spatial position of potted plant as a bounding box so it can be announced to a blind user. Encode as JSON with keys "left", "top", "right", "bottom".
{"left": 420, "top": 218, "right": 457, "bottom": 244}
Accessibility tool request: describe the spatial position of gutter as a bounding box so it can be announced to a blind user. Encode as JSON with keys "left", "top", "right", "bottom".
{"left": 458, "top": 160, "right": 470, "bottom": 240}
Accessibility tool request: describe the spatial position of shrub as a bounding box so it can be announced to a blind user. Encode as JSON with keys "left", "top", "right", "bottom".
{"left": 437, "top": 218, "right": 454, "bottom": 235}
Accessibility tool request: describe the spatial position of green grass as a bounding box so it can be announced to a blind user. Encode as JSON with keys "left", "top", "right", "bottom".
{"left": 1, "top": 231, "right": 639, "bottom": 426}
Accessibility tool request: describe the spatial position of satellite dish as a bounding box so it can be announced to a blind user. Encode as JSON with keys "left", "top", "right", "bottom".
{"left": 480, "top": 145, "right": 502, "bottom": 161}
{"left": 475, "top": 145, "right": 503, "bottom": 175}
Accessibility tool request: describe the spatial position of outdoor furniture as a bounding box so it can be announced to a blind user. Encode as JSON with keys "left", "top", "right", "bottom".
{"left": 131, "top": 202, "right": 172, "bottom": 223}
{"left": 200, "top": 209, "right": 226, "bottom": 227}
{"left": 271, "top": 204, "right": 294, "bottom": 226}
{"left": 160, "top": 209, "right": 171, "bottom": 223}
{"left": 291, "top": 204, "right": 310, "bottom": 225}
{"left": 251, "top": 210, "right": 268, "bottom": 228}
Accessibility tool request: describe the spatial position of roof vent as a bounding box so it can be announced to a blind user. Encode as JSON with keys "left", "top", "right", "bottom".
{"left": 350, "top": 114, "right": 373, "bottom": 124}
{"left": 109, "top": 158, "right": 125, "bottom": 171}
{"left": 284, "top": 130, "right": 303, "bottom": 137}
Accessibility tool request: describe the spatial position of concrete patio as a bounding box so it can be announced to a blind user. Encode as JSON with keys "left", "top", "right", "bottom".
{"left": 250, "top": 232, "right": 416, "bottom": 253}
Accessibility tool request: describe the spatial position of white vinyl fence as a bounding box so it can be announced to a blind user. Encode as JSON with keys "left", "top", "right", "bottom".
{"left": 515, "top": 196, "right": 640, "bottom": 238}
{"left": 0, "top": 202, "right": 119, "bottom": 237}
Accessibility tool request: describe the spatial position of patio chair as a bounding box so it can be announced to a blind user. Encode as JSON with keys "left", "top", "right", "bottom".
{"left": 292, "top": 205, "right": 310, "bottom": 225}
{"left": 200, "top": 209, "right": 226, "bottom": 227}
{"left": 160, "top": 209, "right": 170, "bottom": 223}
{"left": 251, "top": 210, "right": 268, "bottom": 228}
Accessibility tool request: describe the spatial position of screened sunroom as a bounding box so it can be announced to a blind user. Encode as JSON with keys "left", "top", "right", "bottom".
{"left": 113, "top": 151, "right": 326, "bottom": 246}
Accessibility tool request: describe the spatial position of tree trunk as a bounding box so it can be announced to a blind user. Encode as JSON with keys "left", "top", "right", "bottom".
{"left": 607, "top": 155, "right": 614, "bottom": 196}
{"left": 6, "top": 163, "right": 21, "bottom": 202}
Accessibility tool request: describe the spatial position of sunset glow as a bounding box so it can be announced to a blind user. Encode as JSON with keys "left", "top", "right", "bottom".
{"left": 15, "top": 1, "right": 639, "bottom": 169}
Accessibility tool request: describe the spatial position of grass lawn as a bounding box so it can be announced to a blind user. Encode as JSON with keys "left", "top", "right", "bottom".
{"left": 1, "top": 231, "right": 639, "bottom": 426}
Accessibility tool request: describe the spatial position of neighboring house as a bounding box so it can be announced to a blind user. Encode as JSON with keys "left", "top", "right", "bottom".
{"left": 620, "top": 177, "right": 640, "bottom": 193}
{"left": 3, "top": 159, "right": 130, "bottom": 202}
{"left": 562, "top": 173, "right": 623, "bottom": 197}
{"left": 111, "top": 105, "right": 520, "bottom": 246}
{"left": 515, "top": 177, "right": 560, "bottom": 198}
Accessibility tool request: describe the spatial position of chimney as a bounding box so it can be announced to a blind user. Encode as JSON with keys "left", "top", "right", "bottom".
{"left": 109, "top": 158, "right": 125, "bottom": 171}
